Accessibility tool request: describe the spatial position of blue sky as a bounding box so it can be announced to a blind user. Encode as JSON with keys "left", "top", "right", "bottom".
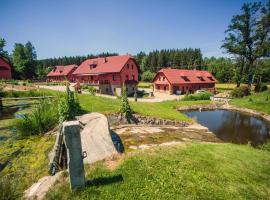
{"left": 1, "top": 0, "right": 261, "bottom": 59}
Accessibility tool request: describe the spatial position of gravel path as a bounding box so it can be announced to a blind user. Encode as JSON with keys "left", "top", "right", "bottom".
{"left": 38, "top": 85, "right": 183, "bottom": 102}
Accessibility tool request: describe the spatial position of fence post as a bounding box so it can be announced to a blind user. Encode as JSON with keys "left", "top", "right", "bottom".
{"left": 62, "top": 121, "right": 85, "bottom": 191}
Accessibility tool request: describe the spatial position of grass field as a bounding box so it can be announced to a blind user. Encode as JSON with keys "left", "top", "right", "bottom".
{"left": 48, "top": 143, "right": 270, "bottom": 200}
{"left": 230, "top": 90, "right": 270, "bottom": 114}
{"left": 78, "top": 93, "right": 211, "bottom": 122}
{"left": 138, "top": 81, "right": 152, "bottom": 88}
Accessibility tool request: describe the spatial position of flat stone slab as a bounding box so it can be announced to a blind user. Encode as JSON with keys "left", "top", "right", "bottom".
{"left": 78, "top": 113, "right": 118, "bottom": 164}
{"left": 23, "top": 171, "right": 63, "bottom": 200}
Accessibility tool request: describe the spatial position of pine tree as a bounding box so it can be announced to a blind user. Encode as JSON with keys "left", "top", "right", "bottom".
{"left": 120, "top": 83, "right": 132, "bottom": 121}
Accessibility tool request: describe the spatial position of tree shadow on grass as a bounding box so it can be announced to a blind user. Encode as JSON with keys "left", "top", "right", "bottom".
{"left": 110, "top": 130, "right": 125, "bottom": 153}
{"left": 86, "top": 174, "right": 124, "bottom": 187}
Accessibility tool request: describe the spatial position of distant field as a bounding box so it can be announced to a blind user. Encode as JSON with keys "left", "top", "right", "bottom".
{"left": 216, "top": 83, "right": 236, "bottom": 90}
{"left": 216, "top": 83, "right": 270, "bottom": 91}
{"left": 138, "top": 81, "right": 152, "bottom": 88}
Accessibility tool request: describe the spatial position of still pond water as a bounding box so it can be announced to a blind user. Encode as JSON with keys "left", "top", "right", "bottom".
{"left": 183, "top": 109, "right": 270, "bottom": 145}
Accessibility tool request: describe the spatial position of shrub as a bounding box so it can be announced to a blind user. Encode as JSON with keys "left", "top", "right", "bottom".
{"left": 120, "top": 83, "right": 132, "bottom": 120}
{"left": 182, "top": 92, "right": 213, "bottom": 101}
{"left": 255, "top": 83, "right": 268, "bottom": 93}
{"left": 15, "top": 99, "right": 59, "bottom": 137}
{"left": 81, "top": 84, "right": 89, "bottom": 90}
{"left": 58, "top": 84, "right": 81, "bottom": 123}
{"left": 141, "top": 70, "right": 155, "bottom": 82}
{"left": 231, "top": 86, "right": 250, "bottom": 98}
{"left": 88, "top": 86, "right": 96, "bottom": 96}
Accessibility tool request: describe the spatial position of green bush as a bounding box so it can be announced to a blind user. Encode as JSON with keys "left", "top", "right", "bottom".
{"left": 141, "top": 70, "right": 155, "bottom": 82}
{"left": 80, "top": 84, "right": 89, "bottom": 90}
{"left": 58, "top": 84, "right": 81, "bottom": 122}
{"left": 231, "top": 86, "right": 250, "bottom": 98}
{"left": 182, "top": 92, "right": 213, "bottom": 101}
{"left": 255, "top": 83, "right": 268, "bottom": 93}
{"left": 15, "top": 99, "right": 59, "bottom": 137}
{"left": 88, "top": 86, "right": 96, "bottom": 96}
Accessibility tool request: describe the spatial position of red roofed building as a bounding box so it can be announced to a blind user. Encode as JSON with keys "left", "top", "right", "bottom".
{"left": 73, "top": 55, "right": 139, "bottom": 96}
{"left": 47, "top": 64, "right": 78, "bottom": 82}
{"left": 0, "top": 56, "right": 12, "bottom": 79}
{"left": 153, "top": 68, "right": 217, "bottom": 95}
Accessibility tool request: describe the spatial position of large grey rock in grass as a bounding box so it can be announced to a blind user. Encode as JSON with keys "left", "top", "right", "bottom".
{"left": 23, "top": 171, "right": 63, "bottom": 200}
{"left": 78, "top": 113, "right": 118, "bottom": 164}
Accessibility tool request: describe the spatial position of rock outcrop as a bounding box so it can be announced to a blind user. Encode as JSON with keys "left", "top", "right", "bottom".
{"left": 23, "top": 171, "right": 63, "bottom": 200}
{"left": 78, "top": 113, "right": 118, "bottom": 164}
{"left": 107, "top": 113, "right": 190, "bottom": 127}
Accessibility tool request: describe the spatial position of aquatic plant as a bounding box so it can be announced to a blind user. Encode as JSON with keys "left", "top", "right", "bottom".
{"left": 182, "top": 92, "right": 213, "bottom": 101}
{"left": 15, "top": 99, "right": 59, "bottom": 136}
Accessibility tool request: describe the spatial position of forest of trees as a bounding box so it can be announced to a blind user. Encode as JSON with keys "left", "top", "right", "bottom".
{"left": 1, "top": 0, "right": 270, "bottom": 84}
{"left": 1, "top": 36, "right": 270, "bottom": 83}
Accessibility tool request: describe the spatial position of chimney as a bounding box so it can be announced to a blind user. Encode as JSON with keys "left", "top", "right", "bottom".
{"left": 104, "top": 57, "right": 107, "bottom": 63}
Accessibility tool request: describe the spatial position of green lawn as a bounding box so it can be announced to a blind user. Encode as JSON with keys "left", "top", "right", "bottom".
{"left": 78, "top": 93, "right": 211, "bottom": 122}
{"left": 48, "top": 143, "right": 270, "bottom": 200}
{"left": 230, "top": 90, "right": 270, "bottom": 114}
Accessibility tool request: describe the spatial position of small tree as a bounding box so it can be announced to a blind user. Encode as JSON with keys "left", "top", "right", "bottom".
{"left": 120, "top": 83, "right": 132, "bottom": 121}
{"left": 58, "top": 83, "right": 81, "bottom": 123}
{"left": 134, "top": 89, "right": 138, "bottom": 102}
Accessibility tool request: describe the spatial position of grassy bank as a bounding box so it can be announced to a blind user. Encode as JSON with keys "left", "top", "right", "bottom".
{"left": 230, "top": 90, "right": 270, "bottom": 114}
{"left": 48, "top": 143, "right": 270, "bottom": 200}
{"left": 0, "top": 136, "right": 54, "bottom": 195}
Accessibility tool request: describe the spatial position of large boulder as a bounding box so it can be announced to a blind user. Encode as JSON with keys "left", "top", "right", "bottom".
{"left": 78, "top": 113, "right": 118, "bottom": 164}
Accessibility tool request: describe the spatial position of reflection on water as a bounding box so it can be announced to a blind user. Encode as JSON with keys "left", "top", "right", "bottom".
{"left": 183, "top": 109, "right": 270, "bottom": 145}
{"left": 0, "top": 104, "right": 29, "bottom": 120}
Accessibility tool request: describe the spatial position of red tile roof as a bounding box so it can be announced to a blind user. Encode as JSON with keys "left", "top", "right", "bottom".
{"left": 47, "top": 64, "right": 78, "bottom": 77}
{"left": 73, "top": 55, "right": 132, "bottom": 75}
{"left": 155, "top": 68, "right": 217, "bottom": 84}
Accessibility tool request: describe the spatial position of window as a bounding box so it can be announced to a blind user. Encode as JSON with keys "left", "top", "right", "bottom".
{"left": 127, "top": 64, "right": 129, "bottom": 69}
{"left": 159, "top": 77, "right": 161, "bottom": 81}
{"left": 131, "top": 64, "right": 134, "bottom": 69}
{"left": 181, "top": 76, "right": 190, "bottom": 82}
{"left": 126, "top": 75, "right": 129, "bottom": 80}
{"left": 113, "top": 74, "right": 116, "bottom": 81}
{"left": 132, "top": 75, "right": 135, "bottom": 80}
{"left": 208, "top": 76, "right": 215, "bottom": 81}
{"left": 163, "top": 77, "right": 165, "bottom": 81}
{"left": 91, "top": 76, "right": 93, "bottom": 81}
{"left": 197, "top": 76, "right": 205, "bottom": 81}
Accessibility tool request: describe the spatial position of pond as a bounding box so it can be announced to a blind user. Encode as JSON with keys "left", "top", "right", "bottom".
{"left": 0, "top": 104, "right": 29, "bottom": 120}
{"left": 183, "top": 109, "right": 270, "bottom": 145}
